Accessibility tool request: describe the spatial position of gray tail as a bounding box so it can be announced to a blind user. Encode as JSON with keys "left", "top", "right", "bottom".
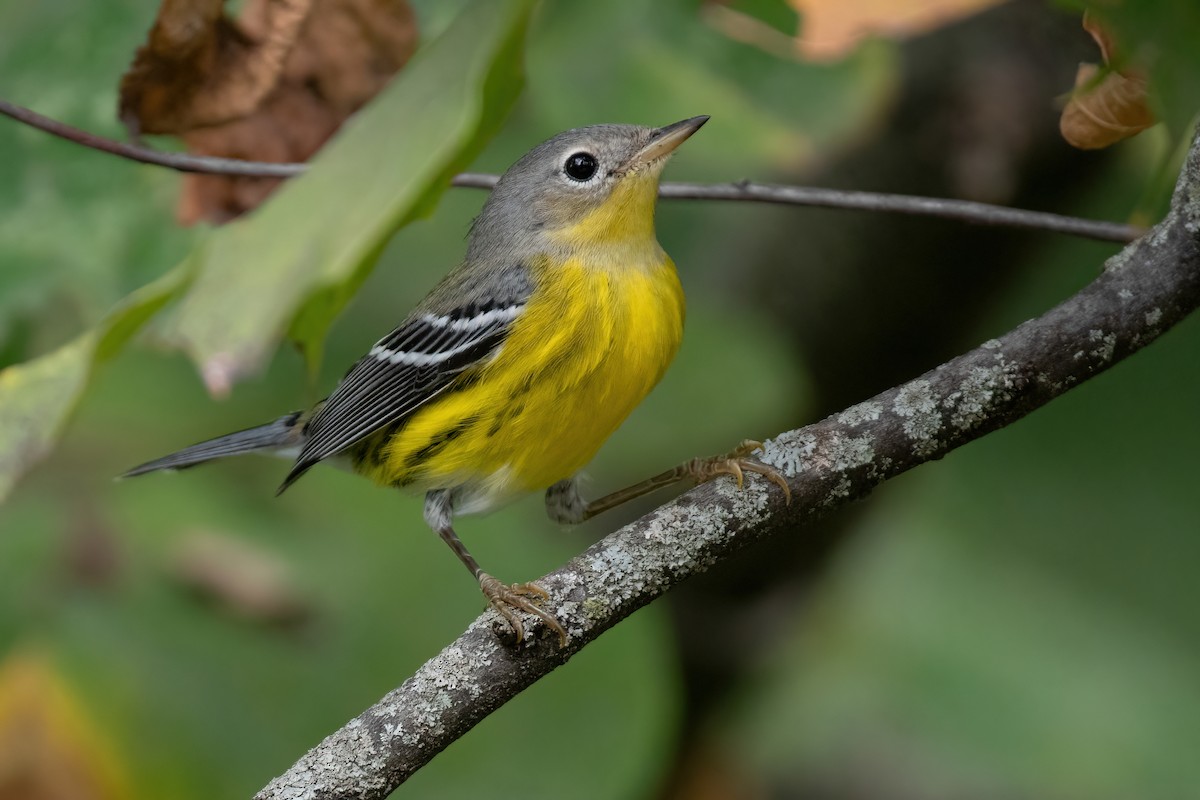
{"left": 121, "top": 412, "right": 305, "bottom": 478}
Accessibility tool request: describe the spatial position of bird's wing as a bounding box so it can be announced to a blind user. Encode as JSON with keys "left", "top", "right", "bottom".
{"left": 279, "top": 299, "right": 525, "bottom": 491}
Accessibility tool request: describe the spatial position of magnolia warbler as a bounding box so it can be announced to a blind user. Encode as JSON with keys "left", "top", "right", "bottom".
{"left": 125, "top": 116, "right": 789, "bottom": 646}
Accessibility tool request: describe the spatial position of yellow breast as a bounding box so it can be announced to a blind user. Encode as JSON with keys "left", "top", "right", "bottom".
{"left": 370, "top": 251, "right": 685, "bottom": 507}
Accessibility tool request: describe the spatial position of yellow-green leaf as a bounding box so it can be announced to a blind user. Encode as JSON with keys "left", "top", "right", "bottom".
{"left": 0, "top": 269, "right": 184, "bottom": 502}
{"left": 0, "top": 648, "right": 131, "bottom": 800}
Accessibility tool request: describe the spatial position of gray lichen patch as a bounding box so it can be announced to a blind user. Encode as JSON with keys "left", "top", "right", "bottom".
{"left": 759, "top": 431, "right": 817, "bottom": 477}
{"left": 387, "top": 640, "right": 509, "bottom": 745}
{"left": 893, "top": 379, "right": 943, "bottom": 455}
{"left": 1183, "top": 189, "right": 1200, "bottom": 234}
{"left": 273, "top": 717, "right": 390, "bottom": 798}
{"left": 943, "top": 363, "right": 1017, "bottom": 432}
{"left": 823, "top": 476, "right": 853, "bottom": 507}
{"left": 716, "top": 468, "right": 775, "bottom": 519}
{"left": 581, "top": 596, "right": 608, "bottom": 620}
{"left": 658, "top": 482, "right": 747, "bottom": 543}
{"left": 759, "top": 429, "right": 874, "bottom": 477}
{"left": 1036, "top": 371, "right": 1066, "bottom": 392}
{"left": 640, "top": 501, "right": 699, "bottom": 545}
{"left": 824, "top": 433, "right": 876, "bottom": 472}
{"left": 1146, "top": 307, "right": 1163, "bottom": 326}
{"left": 553, "top": 569, "right": 585, "bottom": 597}
{"left": 364, "top": 637, "right": 501, "bottom": 752}
{"left": 1144, "top": 209, "right": 1179, "bottom": 248}
{"left": 837, "top": 400, "right": 883, "bottom": 426}
{"left": 425, "top": 643, "right": 492, "bottom": 696}
{"left": 585, "top": 542, "right": 641, "bottom": 600}
{"left": 1089, "top": 329, "right": 1117, "bottom": 363}
{"left": 586, "top": 494, "right": 743, "bottom": 609}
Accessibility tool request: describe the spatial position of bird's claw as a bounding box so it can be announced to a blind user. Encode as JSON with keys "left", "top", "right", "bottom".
{"left": 478, "top": 573, "right": 567, "bottom": 648}
{"left": 686, "top": 439, "right": 791, "bottom": 504}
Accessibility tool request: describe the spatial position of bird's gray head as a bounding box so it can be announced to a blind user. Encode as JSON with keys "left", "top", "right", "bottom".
{"left": 467, "top": 116, "right": 708, "bottom": 259}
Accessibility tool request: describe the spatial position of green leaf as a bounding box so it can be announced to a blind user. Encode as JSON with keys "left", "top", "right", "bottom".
{"left": 0, "top": 334, "right": 96, "bottom": 502}
{"left": 0, "top": 269, "right": 186, "bottom": 502}
{"left": 0, "top": 0, "right": 198, "bottom": 366}
{"left": 160, "top": 0, "right": 534, "bottom": 395}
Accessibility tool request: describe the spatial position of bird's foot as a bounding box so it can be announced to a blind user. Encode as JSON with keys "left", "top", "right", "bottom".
{"left": 478, "top": 573, "right": 567, "bottom": 647}
{"left": 685, "top": 439, "right": 791, "bottom": 503}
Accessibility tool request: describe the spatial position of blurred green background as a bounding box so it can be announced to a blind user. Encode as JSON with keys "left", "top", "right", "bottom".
{"left": 2, "top": 0, "right": 1199, "bottom": 798}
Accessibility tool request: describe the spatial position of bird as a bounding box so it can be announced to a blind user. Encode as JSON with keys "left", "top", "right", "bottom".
{"left": 123, "top": 116, "right": 789, "bottom": 646}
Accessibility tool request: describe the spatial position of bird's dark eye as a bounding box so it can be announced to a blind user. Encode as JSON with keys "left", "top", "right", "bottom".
{"left": 563, "top": 152, "right": 598, "bottom": 182}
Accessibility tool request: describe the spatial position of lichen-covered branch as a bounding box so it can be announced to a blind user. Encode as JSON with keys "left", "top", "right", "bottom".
{"left": 254, "top": 132, "right": 1200, "bottom": 800}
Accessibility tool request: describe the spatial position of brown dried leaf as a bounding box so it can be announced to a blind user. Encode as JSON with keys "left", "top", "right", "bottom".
{"left": 120, "top": 0, "right": 418, "bottom": 224}
{"left": 1061, "top": 63, "right": 1154, "bottom": 150}
{"left": 175, "top": 79, "right": 336, "bottom": 224}
{"left": 119, "top": 0, "right": 314, "bottom": 135}
{"left": 788, "top": 0, "right": 1005, "bottom": 61}
{"left": 1060, "top": 12, "right": 1155, "bottom": 150}
{"left": 0, "top": 650, "right": 130, "bottom": 800}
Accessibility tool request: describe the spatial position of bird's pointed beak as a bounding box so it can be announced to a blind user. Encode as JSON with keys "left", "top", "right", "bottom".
{"left": 628, "top": 115, "right": 709, "bottom": 169}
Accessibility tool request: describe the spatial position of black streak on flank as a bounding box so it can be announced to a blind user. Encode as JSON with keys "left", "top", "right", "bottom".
{"left": 404, "top": 416, "right": 480, "bottom": 470}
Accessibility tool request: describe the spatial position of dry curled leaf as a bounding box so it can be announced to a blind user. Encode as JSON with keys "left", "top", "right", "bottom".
{"left": 1060, "top": 11, "right": 1155, "bottom": 150}
{"left": 120, "top": 0, "right": 418, "bottom": 224}
{"left": 118, "top": 0, "right": 313, "bottom": 135}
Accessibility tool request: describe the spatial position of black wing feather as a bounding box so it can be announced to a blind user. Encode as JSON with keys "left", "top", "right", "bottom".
{"left": 276, "top": 305, "right": 518, "bottom": 493}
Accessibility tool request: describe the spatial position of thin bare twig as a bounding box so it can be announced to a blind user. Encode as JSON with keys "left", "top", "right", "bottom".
{"left": 1, "top": 97, "right": 1143, "bottom": 243}
{"left": 253, "top": 133, "right": 1200, "bottom": 800}
{"left": 0, "top": 98, "right": 301, "bottom": 178}
{"left": 452, "top": 172, "right": 1143, "bottom": 243}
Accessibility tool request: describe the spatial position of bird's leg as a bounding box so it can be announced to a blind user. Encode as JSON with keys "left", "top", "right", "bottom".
{"left": 546, "top": 439, "right": 791, "bottom": 525}
{"left": 424, "top": 491, "right": 567, "bottom": 647}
